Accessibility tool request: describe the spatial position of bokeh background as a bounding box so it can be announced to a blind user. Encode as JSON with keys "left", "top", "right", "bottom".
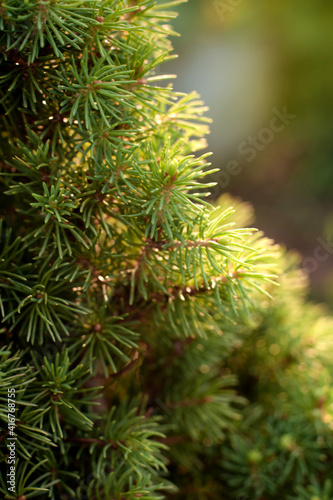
{"left": 158, "top": 0, "right": 333, "bottom": 307}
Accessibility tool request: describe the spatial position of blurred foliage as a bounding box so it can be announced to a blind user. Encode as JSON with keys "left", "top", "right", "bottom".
{"left": 161, "top": 0, "right": 333, "bottom": 306}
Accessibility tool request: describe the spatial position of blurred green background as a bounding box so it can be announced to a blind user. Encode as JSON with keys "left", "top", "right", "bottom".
{"left": 159, "top": 0, "right": 333, "bottom": 307}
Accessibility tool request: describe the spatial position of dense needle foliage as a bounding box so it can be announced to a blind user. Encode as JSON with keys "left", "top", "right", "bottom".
{"left": 1, "top": 1, "right": 333, "bottom": 499}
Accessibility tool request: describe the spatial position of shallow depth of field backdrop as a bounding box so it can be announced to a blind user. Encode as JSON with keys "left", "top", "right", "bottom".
{"left": 160, "top": 0, "right": 333, "bottom": 307}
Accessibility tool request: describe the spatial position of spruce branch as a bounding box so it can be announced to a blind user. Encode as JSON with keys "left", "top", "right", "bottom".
{"left": 1, "top": 1, "right": 332, "bottom": 498}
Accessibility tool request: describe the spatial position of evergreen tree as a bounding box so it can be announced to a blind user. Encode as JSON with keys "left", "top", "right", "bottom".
{"left": 0, "top": 1, "right": 332, "bottom": 499}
